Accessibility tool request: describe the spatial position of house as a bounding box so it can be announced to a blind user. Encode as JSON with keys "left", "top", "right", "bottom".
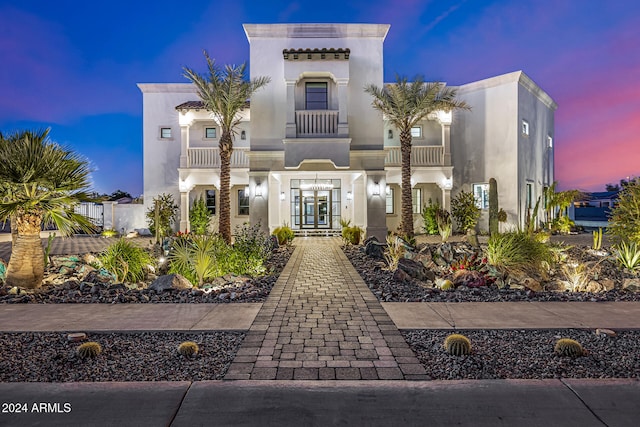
{"left": 569, "top": 191, "right": 619, "bottom": 229}
{"left": 138, "top": 23, "right": 556, "bottom": 239}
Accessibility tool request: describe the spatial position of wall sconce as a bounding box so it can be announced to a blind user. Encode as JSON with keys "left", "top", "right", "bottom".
{"left": 388, "top": 129, "right": 393, "bottom": 139}
{"left": 241, "top": 130, "right": 246, "bottom": 140}
{"left": 244, "top": 185, "right": 250, "bottom": 195}
{"left": 346, "top": 191, "right": 353, "bottom": 201}
{"left": 255, "top": 181, "right": 262, "bottom": 197}
{"left": 385, "top": 185, "right": 391, "bottom": 195}
{"left": 280, "top": 192, "right": 286, "bottom": 201}
{"left": 372, "top": 182, "right": 380, "bottom": 196}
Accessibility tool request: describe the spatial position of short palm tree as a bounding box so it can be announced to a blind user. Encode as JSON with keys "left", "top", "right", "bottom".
{"left": 0, "top": 129, "right": 95, "bottom": 288}
{"left": 183, "top": 51, "right": 270, "bottom": 244}
{"left": 365, "top": 76, "right": 469, "bottom": 237}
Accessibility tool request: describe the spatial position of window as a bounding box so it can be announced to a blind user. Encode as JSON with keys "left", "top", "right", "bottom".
{"left": 473, "top": 183, "right": 489, "bottom": 209}
{"left": 411, "top": 126, "right": 422, "bottom": 138}
{"left": 238, "top": 189, "right": 249, "bottom": 215}
{"left": 160, "top": 127, "right": 172, "bottom": 139}
{"left": 412, "top": 188, "right": 422, "bottom": 214}
{"left": 205, "top": 127, "right": 216, "bottom": 139}
{"left": 547, "top": 135, "right": 553, "bottom": 148}
{"left": 386, "top": 187, "right": 394, "bottom": 214}
{"left": 305, "top": 82, "right": 328, "bottom": 110}
{"left": 205, "top": 189, "right": 216, "bottom": 214}
{"left": 522, "top": 120, "right": 530, "bottom": 136}
{"left": 526, "top": 183, "right": 533, "bottom": 209}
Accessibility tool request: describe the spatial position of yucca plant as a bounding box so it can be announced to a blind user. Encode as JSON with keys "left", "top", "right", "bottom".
{"left": 383, "top": 235, "right": 404, "bottom": 272}
{"left": 99, "top": 239, "right": 154, "bottom": 283}
{"left": 169, "top": 235, "right": 226, "bottom": 286}
{"left": 614, "top": 241, "right": 640, "bottom": 273}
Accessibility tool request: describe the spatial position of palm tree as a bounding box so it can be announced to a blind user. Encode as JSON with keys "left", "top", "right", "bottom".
{"left": 365, "top": 76, "right": 470, "bottom": 237}
{"left": 183, "top": 51, "right": 270, "bottom": 244}
{"left": 0, "top": 129, "right": 95, "bottom": 288}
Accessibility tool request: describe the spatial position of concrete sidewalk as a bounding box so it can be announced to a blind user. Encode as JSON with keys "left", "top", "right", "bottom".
{"left": 1, "top": 379, "right": 638, "bottom": 426}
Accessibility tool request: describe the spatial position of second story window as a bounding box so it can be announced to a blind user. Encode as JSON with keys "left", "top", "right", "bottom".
{"left": 205, "top": 127, "right": 217, "bottom": 139}
{"left": 306, "top": 82, "right": 328, "bottom": 110}
{"left": 160, "top": 127, "right": 172, "bottom": 139}
{"left": 411, "top": 126, "right": 422, "bottom": 138}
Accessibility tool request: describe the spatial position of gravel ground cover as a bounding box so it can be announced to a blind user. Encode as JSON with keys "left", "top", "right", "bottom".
{"left": 0, "top": 332, "right": 244, "bottom": 382}
{"left": 343, "top": 245, "right": 640, "bottom": 302}
{"left": 403, "top": 329, "right": 640, "bottom": 379}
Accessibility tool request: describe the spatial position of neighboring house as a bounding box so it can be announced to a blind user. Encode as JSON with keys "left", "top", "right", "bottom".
{"left": 138, "top": 23, "right": 556, "bottom": 239}
{"left": 569, "top": 191, "right": 619, "bottom": 229}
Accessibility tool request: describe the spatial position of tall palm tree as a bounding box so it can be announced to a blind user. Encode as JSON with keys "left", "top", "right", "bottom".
{"left": 0, "top": 129, "right": 95, "bottom": 288}
{"left": 365, "top": 76, "right": 470, "bottom": 237}
{"left": 183, "top": 51, "right": 270, "bottom": 244}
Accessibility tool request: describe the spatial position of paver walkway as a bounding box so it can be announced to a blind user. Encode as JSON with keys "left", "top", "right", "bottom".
{"left": 225, "top": 238, "right": 427, "bottom": 380}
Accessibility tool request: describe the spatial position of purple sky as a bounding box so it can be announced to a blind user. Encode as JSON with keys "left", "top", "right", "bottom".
{"left": 1, "top": 0, "right": 638, "bottom": 195}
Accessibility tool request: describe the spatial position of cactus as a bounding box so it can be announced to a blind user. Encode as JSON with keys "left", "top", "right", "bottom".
{"left": 444, "top": 334, "right": 472, "bottom": 356}
{"left": 489, "top": 178, "right": 499, "bottom": 236}
{"left": 592, "top": 228, "right": 603, "bottom": 251}
{"left": 439, "top": 279, "right": 454, "bottom": 291}
{"left": 177, "top": 341, "right": 199, "bottom": 356}
{"left": 554, "top": 338, "right": 585, "bottom": 357}
{"left": 77, "top": 341, "right": 102, "bottom": 358}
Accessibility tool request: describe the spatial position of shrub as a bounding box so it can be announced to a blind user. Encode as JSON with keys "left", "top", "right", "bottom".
{"left": 146, "top": 193, "right": 178, "bottom": 240}
{"left": 421, "top": 198, "right": 440, "bottom": 235}
{"left": 614, "top": 241, "right": 640, "bottom": 273}
{"left": 101, "top": 228, "right": 118, "bottom": 238}
{"left": 342, "top": 225, "right": 364, "bottom": 245}
{"left": 189, "top": 196, "right": 211, "bottom": 235}
{"left": 77, "top": 342, "right": 102, "bottom": 358}
{"left": 383, "top": 235, "right": 404, "bottom": 271}
{"left": 608, "top": 180, "right": 640, "bottom": 245}
{"left": 485, "top": 231, "right": 551, "bottom": 275}
{"left": 232, "top": 223, "right": 270, "bottom": 276}
{"left": 169, "top": 234, "right": 227, "bottom": 286}
{"left": 554, "top": 338, "right": 585, "bottom": 357}
{"left": 99, "top": 239, "right": 154, "bottom": 283}
{"left": 177, "top": 341, "right": 199, "bottom": 356}
{"left": 273, "top": 224, "right": 295, "bottom": 245}
{"left": 551, "top": 215, "right": 574, "bottom": 235}
{"left": 451, "top": 190, "right": 480, "bottom": 233}
{"left": 444, "top": 334, "right": 471, "bottom": 356}
{"left": 435, "top": 208, "right": 452, "bottom": 242}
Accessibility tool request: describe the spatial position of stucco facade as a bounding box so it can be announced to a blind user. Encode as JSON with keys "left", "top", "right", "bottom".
{"left": 137, "top": 23, "right": 556, "bottom": 238}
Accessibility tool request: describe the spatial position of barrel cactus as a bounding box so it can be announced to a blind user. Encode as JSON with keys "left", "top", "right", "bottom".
{"left": 177, "top": 341, "right": 199, "bottom": 356}
{"left": 77, "top": 341, "right": 102, "bottom": 359}
{"left": 554, "top": 338, "right": 585, "bottom": 357}
{"left": 444, "top": 334, "right": 472, "bottom": 356}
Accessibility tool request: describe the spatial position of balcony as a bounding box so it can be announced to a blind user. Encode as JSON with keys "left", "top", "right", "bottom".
{"left": 295, "top": 110, "right": 339, "bottom": 137}
{"left": 186, "top": 147, "right": 249, "bottom": 168}
{"left": 384, "top": 146, "right": 444, "bottom": 167}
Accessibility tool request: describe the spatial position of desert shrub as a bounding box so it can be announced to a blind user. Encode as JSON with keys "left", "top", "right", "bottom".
{"left": 608, "top": 180, "right": 640, "bottom": 245}
{"left": 77, "top": 342, "right": 102, "bottom": 358}
{"left": 99, "top": 239, "right": 154, "bottom": 283}
{"left": 177, "top": 341, "right": 199, "bottom": 356}
{"left": 231, "top": 222, "right": 270, "bottom": 276}
{"left": 451, "top": 190, "right": 480, "bottom": 233}
{"left": 421, "top": 198, "right": 440, "bottom": 235}
{"left": 551, "top": 215, "right": 574, "bottom": 234}
{"left": 189, "top": 196, "right": 211, "bottom": 235}
{"left": 146, "top": 193, "right": 178, "bottom": 239}
{"left": 614, "top": 241, "right": 640, "bottom": 273}
{"left": 169, "top": 234, "right": 227, "bottom": 286}
{"left": 342, "top": 225, "right": 364, "bottom": 245}
{"left": 273, "top": 224, "right": 294, "bottom": 245}
{"left": 101, "top": 228, "right": 118, "bottom": 238}
{"left": 435, "top": 208, "right": 452, "bottom": 242}
{"left": 383, "top": 235, "right": 404, "bottom": 271}
{"left": 485, "top": 231, "right": 551, "bottom": 274}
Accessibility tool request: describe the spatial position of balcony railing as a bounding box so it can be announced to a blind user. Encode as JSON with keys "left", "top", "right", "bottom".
{"left": 187, "top": 147, "right": 249, "bottom": 168}
{"left": 295, "top": 110, "right": 338, "bottom": 137}
{"left": 384, "top": 146, "right": 444, "bottom": 167}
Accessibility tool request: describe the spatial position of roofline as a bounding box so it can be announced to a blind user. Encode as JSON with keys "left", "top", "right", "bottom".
{"left": 243, "top": 23, "right": 390, "bottom": 41}
{"left": 137, "top": 83, "right": 196, "bottom": 94}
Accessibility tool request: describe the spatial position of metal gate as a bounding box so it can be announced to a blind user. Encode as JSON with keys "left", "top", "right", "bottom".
{"left": 74, "top": 203, "right": 104, "bottom": 228}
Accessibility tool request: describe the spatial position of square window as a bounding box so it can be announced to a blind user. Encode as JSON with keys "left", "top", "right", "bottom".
{"left": 205, "top": 127, "right": 217, "bottom": 139}
{"left": 160, "top": 128, "right": 172, "bottom": 139}
{"left": 412, "top": 188, "right": 422, "bottom": 214}
{"left": 473, "top": 183, "right": 490, "bottom": 210}
{"left": 205, "top": 189, "right": 216, "bottom": 215}
{"left": 411, "top": 126, "right": 422, "bottom": 138}
{"left": 522, "top": 120, "right": 530, "bottom": 136}
{"left": 238, "top": 189, "right": 249, "bottom": 215}
{"left": 386, "top": 187, "right": 394, "bottom": 214}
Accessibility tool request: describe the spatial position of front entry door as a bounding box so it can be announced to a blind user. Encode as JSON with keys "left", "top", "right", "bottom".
{"left": 300, "top": 190, "right": 331, "bottom": 229}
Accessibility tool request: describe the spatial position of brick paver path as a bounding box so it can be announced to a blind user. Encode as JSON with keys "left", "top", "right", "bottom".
{"left": 225, "top": 238, "right": 427, "bottom": 380}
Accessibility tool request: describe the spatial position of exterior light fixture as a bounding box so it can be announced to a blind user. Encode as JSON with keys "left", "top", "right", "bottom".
{"left": 385, "top": 185, "right": 391, "bottom": 195}
{"left": 346, "top": 191, "right": 353, "bottom": 201}
{"left": 244, "top": 185, "right": 250, "bottom": 195}
{"left": 388, "top": 129, "right": 393, "bottom": 139}
{"left": 372, "top": 182, "right": 380, "bottom": 196}
{"left": 280, "top": 192, "right": 286, "bottom": 201}
{"left": 241, "top": 130, "right": 246, "bottom": 140}
{"left": 255, "top": 184, "right": 262, "bottom": 197}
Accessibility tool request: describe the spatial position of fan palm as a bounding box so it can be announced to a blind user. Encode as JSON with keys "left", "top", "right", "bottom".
{"left": 183, "top": 51, "right": 270, "bottom": 244}
{"left": 0, "top": 129, "right": 95, "bottom": 288}
{"left": 365, "top": 76, "right": 469, "bottom": 237}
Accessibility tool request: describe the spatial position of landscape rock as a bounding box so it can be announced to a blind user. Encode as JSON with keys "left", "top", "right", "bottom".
{"left": 82, "top": 269, "right": 115, "bottom": 284}
{"left": 149, "top": 274, "right": 194, "bottom": 292}
{"left": 622, "top": 278, "right": 640, "bottom": 292}
{"left": 364, "top": 240, "right": 386, "bottom": 260}
{"left": 397, "top": 258, "right": 435, "bottom": 282}
{"left": 521, "top": 277, "right": 543, "bottom": 292}
{"left": 436, "top": 243, "right": 454, "bottom": 264}
{"left": 595, "top": 328, "right": 617, "bottom": 338}
{"left": 600, "top": 279, "right": 616, "bottom": 291}
{"left": 0, "top": 258, "right": 6, "bottom": 281}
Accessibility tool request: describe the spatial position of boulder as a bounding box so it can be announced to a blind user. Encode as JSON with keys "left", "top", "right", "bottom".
{"left": 149, "top": 274, "right": 193, "bottom": 292}
{"left": 452, "top": 270, "right": 486, "bottom": 288}
{"left": 436, "top": 243, "right": 454, "bottom": 264}
{"left": 600, "top": 279, "right": 616, "bottom": 291}
{"left": 136, "top": 228, "right": 153, "bottom": 236}
{"left": 521, "top": 277, "right": 543, "bottom": 292}
{"left": 82, "top": 253, "right": 100, "bottom": 266}
{"left": 397, "top": 258, "right": 435, "bottom": 282}
{"left": 364, "top": 240, "right": 387, "bottom": 260}
{"left": 585, "top": 280, "right": 605, "bottom": 293}
{"left": 622, "top": 278, "right": 640, "bottom": 292}
{"left": 125, "top": 230, "right": 139, "bottom": 238}
{"left": 82, "top": 269, "right": 115, "bottom": 284}
{"left": 363, "top": 235, "right": 379, "bottom": 246}
{"left": 545, "top": 281, "right": 566, "bottom": 292}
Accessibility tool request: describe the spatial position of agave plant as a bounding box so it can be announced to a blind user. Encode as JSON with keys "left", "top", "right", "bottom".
{"left": 614, "top": 241, "right": 640, "bottom": 273}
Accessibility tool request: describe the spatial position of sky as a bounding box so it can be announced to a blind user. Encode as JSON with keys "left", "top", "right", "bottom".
{"left": 1, "top": 0, "right": 638, "bottom": 196}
